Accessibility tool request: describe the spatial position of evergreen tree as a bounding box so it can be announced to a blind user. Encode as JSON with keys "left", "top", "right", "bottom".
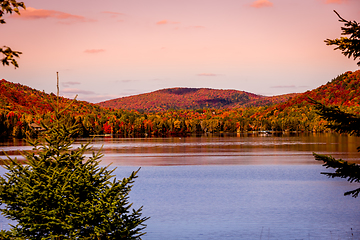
{"left": 312, "top": 10, "right": 360, "bottom": 199}
{"left": 325, "top": 10, "right": 360, "bottom": 66}
{"left": 0, "top": 97, "right": 148, "bottom": 239}
{"left": 311, "top": 100, "right": 360, "bottom": 198}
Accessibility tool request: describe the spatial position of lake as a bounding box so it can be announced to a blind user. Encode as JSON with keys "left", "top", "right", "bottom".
{"left": 0, "top": 133, "right": 360, "bottom": 239}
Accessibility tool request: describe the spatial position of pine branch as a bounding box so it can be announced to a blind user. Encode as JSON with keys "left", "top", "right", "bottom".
{"left": 324, "top": 10, "right": 360, "bottom": 66}
{"left": 344, "top": 187, "right": 360, "bottom": 198}
{"left": 314, "top": 153, "right": 360, "bottom": 198}
{"left": 308, "top": 98, "right": 360, "bottom": 136}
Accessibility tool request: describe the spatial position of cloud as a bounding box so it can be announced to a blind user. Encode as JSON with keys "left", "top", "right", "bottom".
{"left": 111, "top": 79, "right": 140, "bottom": 84}
{"left": 12, "top": 7, "right": 95, "bottom": 23}
{"left": 102, "top": 11, "right": 124, "bottom": 22}
{"left": 271, "top": 85, "right": 296, "bottom": 88}
{"left": 60, "top": 90, "right": 122, "bottom": 103}
{"left": 197, "top": 73, "right": 219, "bottom": 77}
{"left": 61, "top": 88, "right": 95, "bottom": 95}
{"left": 84, "top": 49, "right": 105, "bottom": 54}
{"left": 156, "top": 20, "right": 180, "bottom": 25}
{"left": 62, "top": 81, "right": 81, "bottom": 88}
{"left": 85, "top": 94, "right": 123, "bottom": 103}
{"left": 120, "top": 80, "right": 136, "bottom": 83}
{"left": 324, "top": 0, "right": 347, "bottom": 3}
{"left": 156, "top": 20, "right": 168, "bottom": 25}
{"left": 251, "top": 0, "right": 273, "bottom": 8}
{"left": 156, "top": 20, "right": 203, "bottom": 30}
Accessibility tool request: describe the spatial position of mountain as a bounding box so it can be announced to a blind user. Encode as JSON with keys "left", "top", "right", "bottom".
{"left": 97, "top": 88, "right": 298, "bottom": 111}
{"left": 2, "top": 69, "right": 360, "bottom": 115}
{"left": 267, "top": 70, "right": 360, "bottom": 112}
{"left": 1, "top": 70, "right": 360, "bottom": 138}
{"left": 0, "top": 79, "right": 101, "bottom": 115}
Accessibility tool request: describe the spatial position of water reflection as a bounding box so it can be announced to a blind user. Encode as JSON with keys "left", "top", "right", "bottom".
{"left": 0, "top": 133, "right": 359, "bottom": 166}
{"left": 0, "top": 134, "right": 359, "bottom": 239}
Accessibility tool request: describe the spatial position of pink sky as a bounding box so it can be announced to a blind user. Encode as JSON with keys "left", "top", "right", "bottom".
{"left": 1, "top": 0, "right": 360, "bottom": 103}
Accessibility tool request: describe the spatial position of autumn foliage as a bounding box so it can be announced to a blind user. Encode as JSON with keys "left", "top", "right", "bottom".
{"left": 1, "top": 70, "right": 360, "bottom": 138}
{"left": 98, "top": 87, "right": 298, "bottom": 112}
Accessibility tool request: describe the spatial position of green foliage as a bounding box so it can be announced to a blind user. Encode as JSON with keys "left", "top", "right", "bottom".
{"left": 1, "top": 70, "right": 360, "bottom": 138}
{"left": 311, "top": 11, "right": 360, "bottom": 198}
{"left": 0, "top": 99, "right": 148, "bottom": 239}
{"left": 325, "top": 10, "right": 360, "bottom": 66}
{"left": 311, "top": 103, "right": 360, "bottom": 197}
{"left": 1, "top": 0, "right": 25, "bottom": 68}
{"left": 313, "top": 153, "right": 360, "bottom": 198}
{"left": 310, "top": 98, "right": 360, "bottom": 136}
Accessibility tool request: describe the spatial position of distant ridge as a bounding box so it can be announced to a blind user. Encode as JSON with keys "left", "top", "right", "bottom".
{"left": 0, "top": 79, "right": 101, "bottom": 115}
{"left": 97, "top": 87, "right": 298, "bottom": 111}
{"left": 266, "top": 70, "right": 360, "bottom": 112}
{"left": 1, "top": 69, "right": 359, "bottom": 115}
{"left": 1, "top": 70, "right": 360, "bottom": 138}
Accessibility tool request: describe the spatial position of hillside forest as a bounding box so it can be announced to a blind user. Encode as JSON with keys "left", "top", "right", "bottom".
{"left": 98, "top": 87, "right": 298, "bottom": 111}
{"left": 0, "top": 70, "right": 360, "bottom": 139}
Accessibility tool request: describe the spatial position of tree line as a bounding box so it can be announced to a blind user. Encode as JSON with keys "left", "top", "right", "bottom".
{"left": 2, "top": 69, "right": 359, "bottom": 139}
{"left": 1, "top": 102, "right": 357, "bottom": 139}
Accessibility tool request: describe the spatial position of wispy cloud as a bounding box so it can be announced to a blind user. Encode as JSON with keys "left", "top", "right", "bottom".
{"left": 61, "top": 88, "right": 95, "bottom": 95}
{"left": 251, "top": 0, "right": 273, "bottom": 8}
{"left": 120, "top": 80, "right": 136, "bottom": 83}
{"left": 324, "top": 0, "right": 347, "bottom": 4}
{"left": 271, "top": 85, "right": 296, "bottom": 89}
{"left": 102, "top": 11, "right": 124, "bottom": 16}
{"left": 156, "top": 20, "right": 180, "bottom": 25}
{"left": 197, "top": 73, "right": 220, "bottom": 77}
{"left": 62, "top": 81, "right": 81, "bottom": 88}
{"left": 84, "top": 49, "right": 105, "bottom": 54}
{"left": 12, "top": 7, "right": 95, "bottom": 23}
{"left": 102, "top": 11, "right": 125, "bottom": 22}
{"left": 156, "top": 20, "right": 168, "bottom": 25}
{"left": 86, "top": 94, "right": 122, "bottom": 103}
{"left": 156, "top": 20, "right": 204, "bottom": 31}
{"left": 111, "top": 79, "right": 140, "bottom": 84}
{"left": 60, "top": 88, "right": 122, "bottom": 103}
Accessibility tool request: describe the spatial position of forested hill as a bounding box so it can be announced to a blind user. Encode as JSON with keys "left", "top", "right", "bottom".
{"left": 2, "top": 70, "right": 359, "bottom": 115}
{"left": 1, "top": 70, "right": 360, "bottom": 138}
{"left": 97, "top": 88, "right": 298, "bottom": 111}
{"left": 267, "top": 70, "right": 360, "bottom": 112}
{"left": 0, "top": 79, "right": 102, "bottom": 115}
{"left": 249, "top": 70, "right": 360, "bottom": 123}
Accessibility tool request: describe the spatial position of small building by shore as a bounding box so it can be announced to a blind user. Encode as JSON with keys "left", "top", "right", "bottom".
{"left": 29, "top": 123, "right": 46, "bottom": 132}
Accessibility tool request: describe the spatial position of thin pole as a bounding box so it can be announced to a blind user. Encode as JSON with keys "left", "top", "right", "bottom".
{"left": 56, "top": 72, "right": 59, "bottom": 115}
{"left": 57, "top": 72, "right": 59, "bottom": 98}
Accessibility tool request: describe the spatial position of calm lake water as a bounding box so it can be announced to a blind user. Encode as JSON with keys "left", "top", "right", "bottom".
{"left": 0, "top": 133, "right": 359, "bottom": 239}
